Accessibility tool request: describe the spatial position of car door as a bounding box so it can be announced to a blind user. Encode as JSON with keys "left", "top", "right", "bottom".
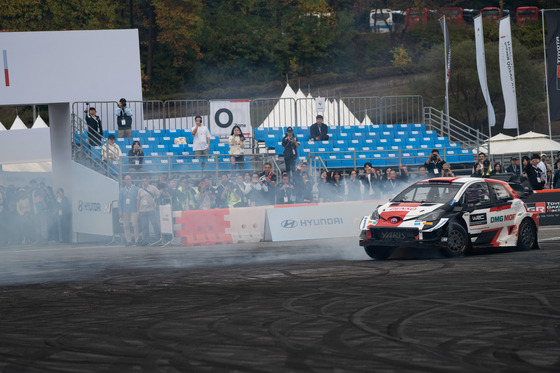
{"left": 461, "top": 182, "right": 494, "bottom": 244}
{"left": 486, "top": 182, "right": 518, "bottom": 244}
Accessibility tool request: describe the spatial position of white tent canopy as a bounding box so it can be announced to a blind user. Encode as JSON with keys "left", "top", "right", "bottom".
{"left": 10, "top": 116, "right": 28, "bottom": 130}
{"left": 260, "top": 84, "right": 297, "bottom": 127}
{"left": 31, "top": 115, "right": 49, "bottom": 129}
{"left": 0, "top": 121, "right": 6, "bottom": 131}
{"left": 482, "top": 131, "right": 560, "bottom": 154}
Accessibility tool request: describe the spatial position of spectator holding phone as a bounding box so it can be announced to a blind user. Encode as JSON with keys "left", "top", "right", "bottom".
{"left": 115, "top": 98, "right": 133, "bottom": 138}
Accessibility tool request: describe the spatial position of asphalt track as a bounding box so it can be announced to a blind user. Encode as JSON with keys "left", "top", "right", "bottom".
{"left": 1, "top": 227, "right": 560, "bottom": 372}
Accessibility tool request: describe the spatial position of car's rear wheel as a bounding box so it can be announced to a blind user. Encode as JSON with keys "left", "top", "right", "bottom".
{"left": 364, "top": 246, "right": 395, "bottom": 260}
{"left": 517, "top": 218, "right": 538, "bottom": 250}
{"left": 441, "top": 223, "right": 468, "bottom": 258}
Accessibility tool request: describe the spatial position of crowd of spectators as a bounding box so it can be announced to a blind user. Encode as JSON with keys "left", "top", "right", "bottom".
{"left": 0, "top": 180, "right": 71, "bottom": 247}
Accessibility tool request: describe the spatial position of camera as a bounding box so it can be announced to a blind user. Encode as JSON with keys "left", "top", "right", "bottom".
{"left": 259, "top": 175, "right": 266, "bottom": 182}
{"left": 483, "top": 159, "right": 490, "bottom": 168}
{"left": 431, "top": 154, "right": 438, "bottom": 160}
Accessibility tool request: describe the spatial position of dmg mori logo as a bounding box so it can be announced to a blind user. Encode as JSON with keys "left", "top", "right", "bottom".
{"left": 281, "top": 220, "right": 298, "bottom": 228}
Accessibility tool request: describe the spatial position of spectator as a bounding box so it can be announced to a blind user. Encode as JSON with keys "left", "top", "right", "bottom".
{"left": 275, "top": 174, "right": 295, "bottom": 204}
{"left": 292, "top": 160, "right": 308, "bottom": 191}
{"left": 473, "top": 159, "right": 492, "bottom": 177}
{"left": 537, "top": 155, "right": 548, "bottom": 186}
{"left": 137, "top": 177, "right": 161, "bottom": 246}
{"left": 317, "top": 170, "right": 331, "bottom": 202}
{"left": 442, "top": 163, "right": 455, "bottom": 177}
{"left": 425, "top": 149, "right": 445, "bottom": 175}
{"left": 228, "top": 125, "right": 245, "bottom": 170}
{"left": 234, "top": 174, "right": 249, "bottom": 207}
{"left": 346, "top": 169, "right": 362, "bottom": 201}
{"left": 296, "top": 172, "right": 314, "bottom": 203}
{"left": 521, "top": 156, "right": 530, "bottom": 177}
{"left": 128, "top": 140, "right": 144, "bottom": 172}
{"left": 45, "top": 186, "right": 58, "bottom": 243}
{"left": 553, "top": 160, "right": 560, "bottom": 189}
{"left": 194, "top": 179, "right": 215, "bottom": 210}
{"left": 102, "top": 134, "right": 123, "bottom": 162}
{"left": 119, "top": 175, "right": 140, "bottom": 246}
{"left": 115, "top": 98, "right": 133, "bottom": 138}
{"left": 192, "top": 115, "right": 211, "bottom": 169}
{"left": 16, "top": 188, "right": 33, "bottom": 245}
{"left": 329, "top": 171, "right": 345, "bottom": 202}
{"left": 526, "top": 154, "right": 544, "bottom": 190}
{"left": 310, "top": 115, "right": 329, "bottom": 141}
{"left": 361, "top": 162, "right": 380, "bottom": 199}
{"left": 84, "top": 106, "right": 103, "bottom": 146}
{"left": 492, "top": 162, "right": 502, "bottom": 175}
{"left": 282, "top": 127, "right": 300, "bottom": 179}
{"left": 167, "top": 179, "right": 184, "bottom": 211}
{"left": 31, "top": 180, "right": 48, "bottom": 244}
{"left": 258, "top": 163, "right": 277, "bottom": 205}
{"left": 383, "top": 170, "right": 401, "bottom": 197}
{"left": 247, "top": 172, "right": 265, "bottom": 206}
{"left": 472, "top": 152, "right": 487, "bottom": 174}
{"left": 398, "top": 165, "right": 410, "bottom": 183}
{"left": 215, "top": 173, "right": 241, "bottom": 208}
{"left": 555, "top": 152, "right": 560, "bottom": 170}
{"left": 56, "top": 188, "right": 71, "bottom": 243}
{"left": 506, "top": 156, "right": 521, "bottom": 175}
{"left": 412, "top": 165, "right": 429, "bottom": 180}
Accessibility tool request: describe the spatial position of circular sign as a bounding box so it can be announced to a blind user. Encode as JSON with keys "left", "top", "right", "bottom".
{"left": 215, "top": 108, "right": 233, "bottom": 128}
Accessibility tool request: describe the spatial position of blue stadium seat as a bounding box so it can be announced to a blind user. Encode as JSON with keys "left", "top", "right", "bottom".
{"left": 409, "top": 130, "right": 422, "bottom": 138}
{"left": 325, "top": 155, "right": 340, "bottom": 168}
{"left": 146, "top": 137, "right": 159, "bottom": 147}
{"left": 160, "top": 136, "right": 174, "bottom": 146}
{"left": 411, "top": 123, "right": 425, "bottom": 131}
{"left": 167, "top": 129, "right": 185, "bottom": 138}
{"left": 152, "top": 129, "right": 165, "bottom": 138}
{"left": 265, "top": 134, "right": 279, "bottom": 148}
{"left": 173, "top": 158, "right": 189, "bottom": 172}
{"left": 141, "top": 144, "right": 152, "bottom": 153}
{"left": 254, "top": 127, "right": 267, "bottom": 141}
{"left": 460, "top": 149, "right": 475, "bottom": 163}
{"left": 216, "top": 143, "right": 230, "bottom": 154}
{"left": 377, "top": 138, "right": 390, "bottom": 147}
{"left": 341, "top": 154, "right": 355, "bottom": 168}
{"left": 397, "top": 124, "right": 410, "bottom": 132}
{"left": 435, "top": 137, "right": 451, "bottom": 147}
{"left": 116, "top": 138, "right": 129, "bottom": 147}
{"left": 401, "top": 151, "right": 418, "bottom": 164}
{"left": 380, "top": 131, "right": 394, "bottom": 139}
{"left": 386, "top": 152, "right": 399, "bottom": 166}
{"left": 338, "top": 133, "right": 350, "bottom": 141}
{"left": 341, "top": 126, "right": 354, "bottom": 134}
{"left": 363, "top": 139, "right": 377, "bottom": 148}
{"left": 370, "top": 152, "right": 386, "bottom": 167}
{"left": 395, "top": 131, "right": 408, "bottom": 139}
{"left": 370, "top": 125, "right": 382, "bottom": 132}
{"left": 154, "top": 144, "right": 168, "bottom": 153}
{"left": 349, "top": 139, "right": 362, "bottom": 148}
{"left": 169, "top": 144, "right": 184, "bottom": 154}
{"left": 406, "top": 138, "right": 420, "bottom": 148}
{"left": 424, "top": 130, "right": 437, "bottom": 137}
{"left": 421, "top": 138, "right": 435, "bottom": 147}
{"left": 392, "top": 138, "right": 405, "bottom": 148}
{"left": 416, "top": 150, "right": 430, "bottom": 165}
{"left": 444, "top": 149, "right": 461, "bottom": 163}
{"left": 352, "top": 132, "right": 365, "bottom": 140}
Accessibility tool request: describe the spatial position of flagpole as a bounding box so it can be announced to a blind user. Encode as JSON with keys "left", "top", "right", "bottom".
{"left": 542, "top": 9, "right": 553, "bottom": 140}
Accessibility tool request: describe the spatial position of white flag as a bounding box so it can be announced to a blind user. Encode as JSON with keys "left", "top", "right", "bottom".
{"left": 474, "top": 16, "right": 496, "bottom": 127}
{"left": 499, "top": 16, "right": 519, "bottom": 130}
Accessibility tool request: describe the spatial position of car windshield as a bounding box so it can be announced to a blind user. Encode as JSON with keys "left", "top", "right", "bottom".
{"left": 391, "top": 182, "right": 461, "bottom": 204}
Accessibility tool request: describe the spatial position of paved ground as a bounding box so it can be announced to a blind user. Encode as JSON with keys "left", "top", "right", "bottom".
{"left": 1, "top": 227, "right": 560, "bottom": 372}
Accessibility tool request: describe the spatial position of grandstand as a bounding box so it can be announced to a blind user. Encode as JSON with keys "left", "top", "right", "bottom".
{"left": 71, "top": 94, "right": 486, "bottom": 182}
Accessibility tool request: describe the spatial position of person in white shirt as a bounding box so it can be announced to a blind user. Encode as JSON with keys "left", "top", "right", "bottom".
{"left": 191, "top": 116, "right": 211, "bottom": 168}
{"left": 102, "top": 134, "right": 122, "bottom": 162}
{"left": 538, "top": 155, "right": 549, "bottom": 186}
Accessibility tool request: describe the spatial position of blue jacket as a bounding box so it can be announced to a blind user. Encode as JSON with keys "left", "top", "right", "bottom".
{"left": 119, "top": 184, "right": 139, "bottom": 213}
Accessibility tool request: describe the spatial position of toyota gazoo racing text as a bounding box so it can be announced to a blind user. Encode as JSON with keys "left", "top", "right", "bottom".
{"left": 359, "top": 177, "right": 539, "bottom": 260}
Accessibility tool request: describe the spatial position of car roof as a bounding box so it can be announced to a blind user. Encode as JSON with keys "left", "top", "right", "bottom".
{"left": 419, "top": 177, "right": 518, "bottom": 195}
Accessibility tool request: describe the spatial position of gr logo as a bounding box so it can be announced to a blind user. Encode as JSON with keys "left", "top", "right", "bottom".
{"left": 281, "top": 219, "right": 298, "bottom": 228}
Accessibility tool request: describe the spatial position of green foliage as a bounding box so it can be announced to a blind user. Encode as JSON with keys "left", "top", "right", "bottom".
{"left": 390, "top": 46, "right": 412, "bottom": 69}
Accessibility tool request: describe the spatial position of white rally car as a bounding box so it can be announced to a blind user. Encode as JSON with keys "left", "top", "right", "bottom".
{"left": 359, "top": 177, "right": 539, "bottom": 259}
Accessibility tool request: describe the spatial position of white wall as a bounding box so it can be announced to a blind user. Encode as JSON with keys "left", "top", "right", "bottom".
{"left": 0, "top": 29, "right": 142, "bottom": 105}
{"left": 0, "top": 128, "right": 51, "bottom": 163}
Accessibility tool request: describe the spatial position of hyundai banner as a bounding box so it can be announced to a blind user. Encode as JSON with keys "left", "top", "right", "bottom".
{"left": 545, "top": 10, "right": 560, "bottom": 122}
{"left": 474, "top": 15, "right": 496, "bottom": 127}
{"left": 499, "top": 16, "right": 519, "bottom": 130}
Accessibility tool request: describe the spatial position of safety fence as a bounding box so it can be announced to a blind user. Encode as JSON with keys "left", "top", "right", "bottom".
{"left": 72, "top": 95, "right": 426, "bottom": 131}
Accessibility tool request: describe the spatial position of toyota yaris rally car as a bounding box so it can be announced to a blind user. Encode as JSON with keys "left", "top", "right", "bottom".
{"left": 359, "top": 177, "right": 539, "bottom": 260}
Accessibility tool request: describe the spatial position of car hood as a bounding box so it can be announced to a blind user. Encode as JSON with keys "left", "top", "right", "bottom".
{"left": 378, "top": 202, "right": 446, "bottom": 221}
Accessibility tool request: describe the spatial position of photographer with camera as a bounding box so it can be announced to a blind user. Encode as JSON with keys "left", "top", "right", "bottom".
{"left": 472, "top": 152, "right": 487, "bottom": 175}
{"left": 258, "top": 162, "right": 277, "bottom": 205}
{"left": 215, "top": 173, "right": 241, "bottom": 208}
{"left": 115, "top": 98, "right": 133, "bottom": 138}
{"left": 526, "top": 154, "right": 545, "bottom": 190}
{"left": 424, "top": 149, "right": 445, "bottom": 175}
{"left": 442, "top": 163, "right": 455, "bottom": 177}
{"left": 472, "top": 159, "right": 492, "bottom": 177}
{"left": 281, "top": 127, "right": 300, "bottom": 179}
{"left": 275, "top": 173, "right": 296, "bottom": 205}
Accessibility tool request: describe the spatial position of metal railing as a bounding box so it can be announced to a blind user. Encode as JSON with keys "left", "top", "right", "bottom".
{"left": 424, "top": 106, "right": 488, "bottom": 150}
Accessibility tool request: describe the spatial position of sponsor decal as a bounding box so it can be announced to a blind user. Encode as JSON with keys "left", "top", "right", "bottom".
{"left": 526, "top": 202, "right": 546, "bottom": 213}
{"left": 77, "top": 200, "right": 110, "bottom": 213}
{"left": 381, "top": 231, "right": 406, "bottom": 240}
{"left": 386, "top": 206, "right": 417, "bottom": 211}
{"left": 282, "top": 217, "right": 344, "bottom": 229}
{"left": 470, "top": 213, "right": 487, "bottom": 226}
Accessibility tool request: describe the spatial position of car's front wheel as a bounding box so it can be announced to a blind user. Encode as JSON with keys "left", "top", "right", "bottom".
{"left": 517, "top": 218, "right": 538, "bottom": 250}
{"left": 364, "top": 246, "right": 395, "bottom": 260}
{"left": 441, "top": 223, "right": 469, "bottom": 258}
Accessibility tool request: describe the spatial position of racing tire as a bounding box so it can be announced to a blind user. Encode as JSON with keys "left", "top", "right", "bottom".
{"left": 517, "top": 218, "right": 538, "bottom": 251}
{"left": 364, "top": 246, "right": 395, "bottom": 260}
{"left": 441, "top": 223, "right": 468, "bottom": 258}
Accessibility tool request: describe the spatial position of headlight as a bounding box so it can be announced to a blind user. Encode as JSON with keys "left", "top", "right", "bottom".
{"left": 370, "top": 209, "right": 380, "bottom": 220}
{"left": 416, "top": 209, "right": 446, "bottom": 222}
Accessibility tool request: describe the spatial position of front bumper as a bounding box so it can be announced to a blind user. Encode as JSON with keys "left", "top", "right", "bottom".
{"left": 359, "top": 220, "right": 449, "bottom": 248}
